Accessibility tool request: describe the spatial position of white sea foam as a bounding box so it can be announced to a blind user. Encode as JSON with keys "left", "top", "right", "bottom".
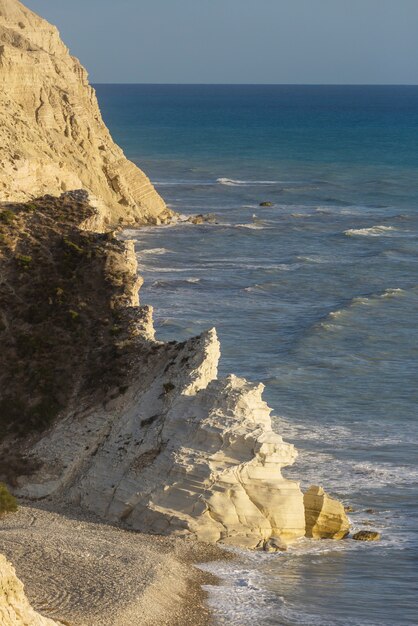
{"left": 200, "top": 539, "right": 387, "bottom": 626}
{"left": 316, "top": 288, "right": 406, "bottom": 330}
{"left": 235, "top": 223, "right": 266, "bottom": 230}
{"left": 344, "top": 225, "right": 396, "bottom": 237}
{"left": 217, "top": 177, "right": 281, "bottom": 186}
{"left": 138, "top": 247, "right": 170, "bottom": 256}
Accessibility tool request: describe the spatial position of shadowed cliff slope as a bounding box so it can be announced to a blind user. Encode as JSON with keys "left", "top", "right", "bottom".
{"left": 0, "top": 193, "right": 349, "bottom": 547}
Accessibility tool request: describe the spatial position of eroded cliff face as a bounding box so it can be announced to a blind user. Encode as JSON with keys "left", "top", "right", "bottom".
{"left": 0, "top": 0, "right": 172, "bottom": 228}
{"left": 17, "top": 328, "right": 307, "bottom": 548}
{"left": 0, "top": 194, "right": 348, "bottom": 548}
{"left": 0, "top": 0, "right": 349, "bottom": 549}
{"left": 0, "top": 554, "right": 61, "bottom": 626}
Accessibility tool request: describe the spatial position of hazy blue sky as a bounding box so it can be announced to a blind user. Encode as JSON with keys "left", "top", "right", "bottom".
{"left": 24, "top": 0, "right": 418, "bottom": 84}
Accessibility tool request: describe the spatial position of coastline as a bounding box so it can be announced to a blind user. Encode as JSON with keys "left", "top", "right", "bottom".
{"left": 0, "top": 503, "right": 229, "bottom": 626}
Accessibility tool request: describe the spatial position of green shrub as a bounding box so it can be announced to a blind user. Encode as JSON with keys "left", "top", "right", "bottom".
{"left": 63, "top": 238, "right": 84, "bottom": 255}
{"left": 68, "top": 309, "right": 80, "bottom": 321}
{"left": 0, "top": 483, "right": 18, "bottom": 515}
{"left": 0, "top": 210, "right": 16, "bottom": 225}
{"left": 16, "top": 254, "right": 32, "bottom": 268}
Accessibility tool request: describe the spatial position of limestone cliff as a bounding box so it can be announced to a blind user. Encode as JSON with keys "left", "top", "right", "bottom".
{"left": 0, "top": 194, "right": 349, "bottom": 547}
{"left": 17, "top": 329, "right": 307, "bottom": 548}
{"left": 0, "top": 0, "right": 172, "bottom": 228}
{"left": 0, "top": 554, "right": 61, "bottom": 626}
{"left": 0, "top": 0, "right": 350, "bottom": 549}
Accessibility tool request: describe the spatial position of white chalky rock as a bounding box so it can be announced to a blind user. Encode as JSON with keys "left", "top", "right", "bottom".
{"left": 18, "top": 327, "right": 306, "bottom": 548}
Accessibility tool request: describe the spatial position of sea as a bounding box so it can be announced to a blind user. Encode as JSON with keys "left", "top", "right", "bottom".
{"left": 95, "top": 85, "right": 418, "bottom": 626}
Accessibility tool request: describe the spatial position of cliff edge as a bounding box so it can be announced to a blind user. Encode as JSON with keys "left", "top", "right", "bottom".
{"left": 0, "top": 0, "right": 172, "bottom": 228}
{"left": 0, "top": 194, "right": 349, "bottom": 548}
{"left": 0, "top": 0, "right": 349, "bottom": 550}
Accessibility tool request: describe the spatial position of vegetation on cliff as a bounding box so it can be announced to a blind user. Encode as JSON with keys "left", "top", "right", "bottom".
{"left": 0, "top": 483, "right": 17, "bottom": 515}
{"left": 0, "top": 192, "right": 142, "bottom": 480}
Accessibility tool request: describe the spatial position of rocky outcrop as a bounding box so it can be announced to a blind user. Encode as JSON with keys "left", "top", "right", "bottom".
{"left": 0, "top": 193, "right": 349, "bottom": 548}
{"left": 352, "top": 530, "right": 381, "bottom": 541}
{"left": 0, "top": 0, "right": 172, "bottom": 228}
{"left": 304, "top": 485, "right": 350, "bottom": 539}
{"left": 16, "top": 328, "right": 306, "bottom": 548}
{"left": 0, "top": 554, "right": 61, "bottom": 625}
{"left": 0, "top": 0, "right": 350, "bottom": 550}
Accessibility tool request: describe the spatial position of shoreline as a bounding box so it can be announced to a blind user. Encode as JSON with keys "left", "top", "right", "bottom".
{"left": 0, "top": 503, "right": 230, "bottom": 626}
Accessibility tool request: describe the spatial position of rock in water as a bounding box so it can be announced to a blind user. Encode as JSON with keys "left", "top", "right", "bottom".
{"left": 0, "top": 0, "right": 172, "bottom": 228}
{"left": 304, "top": 485, "right": 350, "bottom": 539}
{"left": 259, "top": 201, "right": 274, "bottom": 207}
{"left": 353, "top": 530, "right": 381, "bottom": 541}
{"left": 263, "top": 537, "right": 288, "bottom": 552}
{"left": 0, "top": 554, "right": 61, "bottom": 625}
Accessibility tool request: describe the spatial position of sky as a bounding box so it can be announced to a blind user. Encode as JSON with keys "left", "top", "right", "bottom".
{"left": 24, "top": 0, "right": 418, "bottom": 84}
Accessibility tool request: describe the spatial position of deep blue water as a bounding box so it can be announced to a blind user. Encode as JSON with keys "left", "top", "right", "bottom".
{"left": 96, "top": 85, "right": 418, "bottom": 626}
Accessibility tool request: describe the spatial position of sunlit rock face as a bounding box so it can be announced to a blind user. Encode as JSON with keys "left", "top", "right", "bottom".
{"left": 17, "top": 326, "right": 307, "bottom": 548}
{"left": 0, "top": 0, "right": 172, "bottom": 228}
{"left": 304, "top": 485, "right": 350, "bottom": 539}
{"left": 0, "top": 0, "right": 349, "bottom": 552}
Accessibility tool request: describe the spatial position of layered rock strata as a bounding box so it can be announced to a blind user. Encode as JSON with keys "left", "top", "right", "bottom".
{"left": 0, "top": 0, "right": 172, "bottom": 228}
{"left": 304, "top": 485, "right": 350, "bottom": 539}
{"left": 0, "top": 554, "right": 61, "bottom": 626}
{"left": 18, "top": 330, "right": 307, "bottom": 547}
{"left": 0, "top": 0, "right": 350, "bottom": 549}
{"left": 0, "top": 193, "right": 349, "bottom": 547}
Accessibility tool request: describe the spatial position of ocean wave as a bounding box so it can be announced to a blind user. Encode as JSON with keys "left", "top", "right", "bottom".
{"left": 344, "top": 225, "right": 397, "bottom": 237}
{"left": 297, "top": 255, "right": 331, "bottom": 264}
{"left": 201, "top": 542, "right": 386, "bottom": 626}
{"left": 281, "top": 441, "right": 418, "bottom": 493}
{"left": 276, "top": 417, "right": 409, "bottom": 451}
{"left": 316, "top": 288, "right": 406, "bottom": 330}
{"left": 138, "top": 247, "right": 171, "bottom": 256}
{"left": 236, "top": 223, "right": 266, "bottom": 230}
{"left": 217, "top": 177, "right": 281, "bottom": 186}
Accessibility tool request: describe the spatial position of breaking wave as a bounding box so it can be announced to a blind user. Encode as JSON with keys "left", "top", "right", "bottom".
{"left": 314, "top": 288, "right": 406, "bottom": 330}
{"left": 138, "top": 247, "right": 170, "bottom": 256}
{"left": 344, "top": 225, "right": 397, "bottom": 237}
{"left": 217, "top": 177, "right": 281, "bottom": 186}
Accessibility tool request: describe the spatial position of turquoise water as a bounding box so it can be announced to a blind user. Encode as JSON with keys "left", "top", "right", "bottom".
{"left": 96, "top": 85, "right": 418, "bottom": 625}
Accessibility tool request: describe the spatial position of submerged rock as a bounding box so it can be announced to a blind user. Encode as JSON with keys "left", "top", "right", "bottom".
{"left": 352, "top": 530, "right": 381, "bottom": 541}
{"left": 263, "top": 537, "right": 288, "bottom": 552}
{"left": 187, "top": 213, "right": 217, "bottom": 224}
{"left": 259, "top": 201, "right": 274, "bottom": 207}
{"left": 304, "top": 485, "right": 350, "bottom": 539}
